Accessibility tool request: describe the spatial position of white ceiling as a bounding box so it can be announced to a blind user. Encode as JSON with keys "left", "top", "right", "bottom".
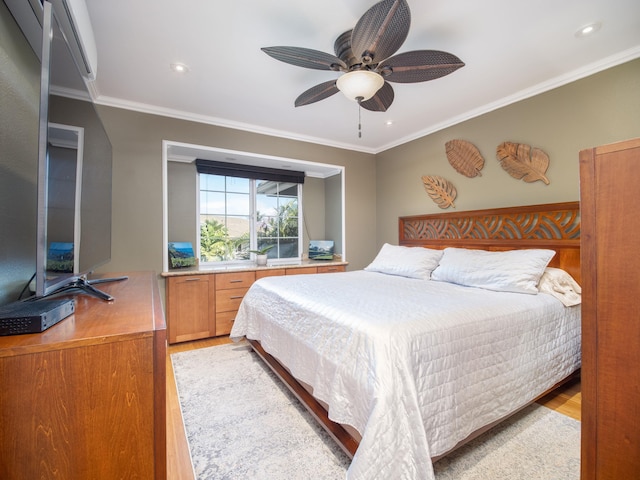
{"left": 83, "top": 0, "right": 640, "bottom": 154}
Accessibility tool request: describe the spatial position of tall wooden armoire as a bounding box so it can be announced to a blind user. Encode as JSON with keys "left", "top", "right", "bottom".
{"left": 579, "top": 137, "right": 640, "bottom": 479}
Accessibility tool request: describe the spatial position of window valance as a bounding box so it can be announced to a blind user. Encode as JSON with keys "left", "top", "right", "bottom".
{"left": 195, "top": 159, "right": 305, "bottom": 184}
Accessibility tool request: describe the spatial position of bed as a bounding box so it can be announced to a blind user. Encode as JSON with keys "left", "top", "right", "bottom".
{"left": 230, "top": 202, "right": 581, "bottom": 480}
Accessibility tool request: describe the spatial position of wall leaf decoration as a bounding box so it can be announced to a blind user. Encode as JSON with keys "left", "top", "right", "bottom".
{"left": 445, "top": 139, "right": 484, "bottom": 177}
{"left": 421, "top": 175, "right": 457, "bottom": 209}
{"left": 496, "top": 142, "right": 550, "bottom": 184}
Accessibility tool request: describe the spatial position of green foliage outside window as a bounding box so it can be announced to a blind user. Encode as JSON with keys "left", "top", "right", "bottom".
{"left": 199, "top": 219, "right": 248, "bottom": 262}
{"left": 256, "top": 201, "right": 298, "bottom": 238}
{"left": 199, "top": 185, "right": 300, "bottom": 262}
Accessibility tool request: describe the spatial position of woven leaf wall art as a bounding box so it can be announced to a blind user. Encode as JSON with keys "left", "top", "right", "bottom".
{"left": 445, "top": 139, "right": 484, "bottom": 177}
{"left": 421, "top": 175, "right": 457, "bottom": 209}
{"left": 496, "top": 141, "right": 550, "bottom": 184}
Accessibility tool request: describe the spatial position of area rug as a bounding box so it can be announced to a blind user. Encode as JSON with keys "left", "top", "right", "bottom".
{"left": 171, "top": 343, "right": 580, "bottom": 480}
{"left": 432, "top": 402, "right": 580, "bottom": 479}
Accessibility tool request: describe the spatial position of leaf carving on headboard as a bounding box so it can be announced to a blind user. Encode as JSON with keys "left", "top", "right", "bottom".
{"left": 496, "top": 142, "right": 550, "bottom": 184}
{"left": 421, "top": 175, "right": 457, "bottom": 209}
{"left": 445, "top": 139, "right": 484, "bottom": 177}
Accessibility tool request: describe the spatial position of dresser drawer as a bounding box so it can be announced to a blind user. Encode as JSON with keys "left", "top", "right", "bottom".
{"left": 215, "top": 311, "right": 237, "bottom": 336}
{"left": 317, "top": 265, "right": 346, "bottom": 274}
{"left": 256, "top": 268, "right": 286, "bottom": 280}
{"left": 216, "top": 287, "right": 249, "bottom": 312}
{"left": 216, "top": 271, "right": 255, "bottom": 290}
{"left": 286, "top": 267, "right": 318, "bottom": 275}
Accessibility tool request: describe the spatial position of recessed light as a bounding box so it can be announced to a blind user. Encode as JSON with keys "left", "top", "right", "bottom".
{"left": 575, "top": 22, "right": 601, "bottom": 38}
{"left": 170, "top": 62, "right": 189, "bottom": 73}
{"left": 386, "top": 120, "right": 394, "bottom": 126}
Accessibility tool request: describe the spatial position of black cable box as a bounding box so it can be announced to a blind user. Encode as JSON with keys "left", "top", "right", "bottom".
{"left": 0, "top": 298, "right": 75, "bottom": 336}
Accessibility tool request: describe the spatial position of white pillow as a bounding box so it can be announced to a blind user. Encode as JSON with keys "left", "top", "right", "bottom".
{"left": 431, "top": 247, "right": 555, "bottom": 294}
{"left": 364, "top": 243, "right": 443, "bottom": 280}
{"left": 537, "top": 267, "right": 582, "bottom": 306}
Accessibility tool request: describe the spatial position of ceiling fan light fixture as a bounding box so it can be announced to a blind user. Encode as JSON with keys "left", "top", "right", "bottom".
{"left": 336, "top": 70, "right": 384, "bottom": 102}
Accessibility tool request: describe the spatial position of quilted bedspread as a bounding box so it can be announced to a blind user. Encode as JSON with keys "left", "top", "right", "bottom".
{"left": 230, "top": 270, "right": 581, "bottom": 480}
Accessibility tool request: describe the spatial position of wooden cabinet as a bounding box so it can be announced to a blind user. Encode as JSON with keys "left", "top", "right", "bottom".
{"left": 286, "top": 266, "right": 319, "bottom": 275}
{"left": 215, "top": 271, "right": 255, "bottom": 336}
{"left": 0, "top": 271, "right": 166, "bottom": 480}
{"left": 317, "top": 264, "right": 346, "bottom": 274}
{"left": 166, "top": 274, "right": 215, "bottom": 344}
{"left": 164, "top": 261, "right": 347, "bottom": 343}
{"left": 579, "top": 138, "right": 640, "bottom": 479}
{"left": 256, "top": 268, "right": 286, "bottom": 280}
{"left": 259, "top": 263, "right": 345, "bottom": 278}
{"left": 285, "top": 265, "right": 347, "bottom": 275}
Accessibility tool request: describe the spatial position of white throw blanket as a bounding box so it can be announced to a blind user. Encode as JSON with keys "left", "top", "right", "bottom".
{"left": 538, "top": 267, "right": 582, "bottom": 306}
{"left": 231, "top": 271, "right": 581, "bottom": 480}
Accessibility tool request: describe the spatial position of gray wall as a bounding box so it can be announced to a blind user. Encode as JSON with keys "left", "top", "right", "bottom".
{"left": 300, "top": 176, "right": 326, "bottom": 251}
{"left": 375, "top": 58, "right": 640, "bottom": 247}
{"left": 325, "top": 173, "right": 343, "bottom": 256}
{"left": 167, "top": 161, "right": 197, "bottom": 248}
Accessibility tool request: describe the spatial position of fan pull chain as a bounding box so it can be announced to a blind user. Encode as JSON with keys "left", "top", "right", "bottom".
{"left": 356, "top": 96, "right": 364, "bottom": 138}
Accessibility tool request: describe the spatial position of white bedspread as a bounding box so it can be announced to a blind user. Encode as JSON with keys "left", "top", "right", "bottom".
{"left": 230, "top": 270, "right": 581, "bottom": 480}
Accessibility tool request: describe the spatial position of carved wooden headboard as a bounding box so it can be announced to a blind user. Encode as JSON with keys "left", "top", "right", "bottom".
{"left": 399, "top": 202, "right": 581, "bottom": 283}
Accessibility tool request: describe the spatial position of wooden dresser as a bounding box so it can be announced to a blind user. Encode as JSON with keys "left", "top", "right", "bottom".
{"left": 163, "top": 261, "right": 347, "bottom": 344}
{"left": 579, "top": 137, "right": 640, "bottom": 479}
{"left": 0, "top": 271, "right": 167, "bottom": 480}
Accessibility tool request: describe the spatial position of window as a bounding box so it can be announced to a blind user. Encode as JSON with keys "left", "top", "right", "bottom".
{"left": 256, "top": 180, "right": 300, "bottom": 260}
{"left": 199, "top": 174, "right": 301, "bottom": 263}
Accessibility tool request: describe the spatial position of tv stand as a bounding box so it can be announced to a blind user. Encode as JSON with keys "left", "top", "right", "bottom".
{"left": 0, "top": 272, "right": 166, "bottom": 479}
{"left": 47, "top": 275, "right": 129, "bottom": 301}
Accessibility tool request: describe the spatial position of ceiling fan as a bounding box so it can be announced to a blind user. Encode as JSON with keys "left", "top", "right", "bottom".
{"left": 262, "top": 0, "right": 465, "bottom": 113}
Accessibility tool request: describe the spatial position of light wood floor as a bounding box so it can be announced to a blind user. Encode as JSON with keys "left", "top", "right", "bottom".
{"left": 166, "top": 337, "right": 581, "bottom": 479}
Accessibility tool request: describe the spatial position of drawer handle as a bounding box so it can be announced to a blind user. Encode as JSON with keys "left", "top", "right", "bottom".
{"left": 185, "top": 278, "right": 201, "bottom": 282}
{"left": 229, "top": 295, "right": 244, "bottom": 300}
{"left": 229, "top": 279, "right": 244, "bottom": 283}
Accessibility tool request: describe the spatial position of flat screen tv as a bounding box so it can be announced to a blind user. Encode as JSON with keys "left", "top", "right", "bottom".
{"left": 0, "top": 0, "right": 115, "bottom": 305}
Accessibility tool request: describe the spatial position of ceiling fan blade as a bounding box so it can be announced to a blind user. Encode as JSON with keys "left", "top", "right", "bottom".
{"left": 378, "top": 50, "right": 465, "bottom": 83}
{"left": 360, "top": 82, "right": 394, "bottom": 112}
{"left": 351, "top": 0, "right": 410, "bottom": 66}
{"left": 334, "top": 30, "right": 356, "bottom": 67}
{"left": 295, "top": 80, "right": 340, "bottom": 107}
{"left": 262, "top": 46, "right": 347, "bottom": 71}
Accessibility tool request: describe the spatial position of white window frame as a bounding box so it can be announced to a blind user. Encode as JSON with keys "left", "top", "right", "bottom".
{"left": 196, "top": 174, "right": 304, "bottom": 266}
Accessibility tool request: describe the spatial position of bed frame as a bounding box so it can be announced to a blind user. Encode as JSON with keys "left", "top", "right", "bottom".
{"left": 249, "top": 201, "right": 581, "bottom": 459}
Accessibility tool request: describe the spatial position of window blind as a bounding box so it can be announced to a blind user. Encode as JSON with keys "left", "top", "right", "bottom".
{"left": 195, "top": 159, "right": 305, "bottom": 184}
